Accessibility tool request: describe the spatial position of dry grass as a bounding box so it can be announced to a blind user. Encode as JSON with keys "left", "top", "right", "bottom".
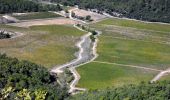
{"left": 8, "top": 18, "right": 79, "bottom": 27}
{"left": 0, "top": 24, "right": 85, "bottom": 68}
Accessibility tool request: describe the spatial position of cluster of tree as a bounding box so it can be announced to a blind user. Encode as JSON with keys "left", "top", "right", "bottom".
{"left": 0, "top": 54, "right": 68, "bottom": 99}
{"left": 71, "top": 12, "right": 93, "bottom": 22}
{"left": 51, "top": 0, "right": 170, "bottom": 23}
{"left": 0, "top": 31, "right": 11, "bottom": 39}
{"left": 1, "top": 53, "right": 170, "bottom": 99}
{"left": 64, "top": 69, "right": 74, "bottom": 84}
{"left": 57, "top": 68, "right": 74, "bottom": 85}
{"left": 76, "top": 24, "right": 97, "bottom": 42}
{"left": 0, "top": 0, "right": 62, "bottom": 14}
{"left": 71, "top": 81, "right": 170, "bottom": 100}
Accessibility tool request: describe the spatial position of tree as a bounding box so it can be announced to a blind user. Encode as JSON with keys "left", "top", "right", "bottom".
{"left": 85, "top": 15, "right": 91, "bottom": 21}
{"left": 91, "top": 30, "right": 97, "bottom": 35}
{"left": 0, "top": 54, "right": 69, "bottom": 99}
{"left": 52, "top": 0, "right": 170, "bottom": 23}
{"left": 0, "top": 31, "right": 11, "bottom": 39}
{"left": 71, "top": 81, "right": 170, "bottom": 100}
{"left": 0, "top": 0, "right": 62, "bottom": 14}
{"left": 0, "top": 86, "right": 14, "bottom": 99}
{"left": 65, "top": 10, "right": 69, "bottom": 13}
{"left": 15, "top": 89, "right": 31, "bottom": 100}
{"left": 71, "top": 12, "right": 76, "bottom": 17}
{"left": 34, "top": 89, "right": 47, "bottom": 100}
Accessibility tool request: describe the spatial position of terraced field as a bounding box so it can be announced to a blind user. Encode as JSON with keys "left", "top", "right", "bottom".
{"left": 0, "top": 24, "right": 85, "bottom": 68}
{"left": 77, "top": 18, "right": 170, "bottom": 89}
{"left": 96, "top": 18, "right": 170, "bottom": 32}
{"left": 12, "top": 12, "right": 61, "bottom": 20}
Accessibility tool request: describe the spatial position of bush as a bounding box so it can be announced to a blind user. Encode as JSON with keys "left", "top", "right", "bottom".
{"left": 0, "top": 31, "right": 11, "bottom": 39}
{"left": 71, "top": 81, "right": 170, "bottom": 100}
{"left": 0, "top": 54, "right": 69, "bottom": 99}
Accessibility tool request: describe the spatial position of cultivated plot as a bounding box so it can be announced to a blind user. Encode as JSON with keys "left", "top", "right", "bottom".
{"left": 12, "top": 12, "right": 62, "bottom": 20}
{"left": 8, "top": 18, "right": 78, "bottom": 27}
{"left": 77, "top": 18, "right": 170, "bottom": 89}
{"left": 96, "top": 18, "right": 170, "bottom": 32}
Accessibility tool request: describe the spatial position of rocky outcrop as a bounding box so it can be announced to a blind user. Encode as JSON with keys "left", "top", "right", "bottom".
{"left": 0, "top": 15, "right": 19, "bottom": 24}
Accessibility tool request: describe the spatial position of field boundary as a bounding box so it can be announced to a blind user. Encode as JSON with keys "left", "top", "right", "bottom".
{"left": 93, "top": 61, "right": 162, "bottom": 72}
{"left": 19, "top": 17, "right": 64, "bottom": 22}
{"left": 98, "top": 24, "right": 170, "bottom": 34}
{"left": 102, "top": 35, "right": 170, "bottom": 45}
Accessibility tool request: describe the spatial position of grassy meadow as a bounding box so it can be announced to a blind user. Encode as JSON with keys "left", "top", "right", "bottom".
{"left": 77, "top": 62, "right": 157, "bottom": 89}
{"left": 96, "top": 18, "right": 170, "bottom": 32}
{"left": 77, "top": 18, "right": 170, "bottom": 89}
{"left": 0, "top": 24, "right": 85, "bottom": 68}
{"left": 96, "top": 36, "right": 170, "bottom": 70}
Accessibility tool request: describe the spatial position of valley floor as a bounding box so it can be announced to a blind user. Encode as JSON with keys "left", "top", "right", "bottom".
{"left": 0, "top": 24, "right": 85, "bottom": 68}
{"left": 1, "top": 7, "right": 170, "bottom": 91}
{"left": 77, "top": 17, "right": 170, "bottom": 89}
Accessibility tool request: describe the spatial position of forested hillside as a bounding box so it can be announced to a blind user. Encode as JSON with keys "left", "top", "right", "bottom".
{"left": 1, "top": 53, "right": 170, "bottom": 99}
{"left": 71, "top": 81, "right": 170, "bottom": 100}
{"left": 1, "top": 0, "right": 169, "bottom": 23}
{"left": 0, "top": 54, "right": 68, "bottom": 99}
{"left": 52, "top": 0, "right": 170, "bottom": 23}
{"left": 0, "top": 0, "right": 62, "bottom": 14}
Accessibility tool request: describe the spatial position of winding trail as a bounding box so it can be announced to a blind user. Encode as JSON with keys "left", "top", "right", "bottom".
{"left": 50, "top": 31, "right": 91, "bottom": 73}
{"left": 93, "top": 61, "right": 162, "bottom": 72}
{"left": 50, "top": 9, "right": 100, "bottom": 93}
{"left": 50, "top": 7, "right": 170, "bottom": 94}
{"left": 69, "top": 31, "right": 99, "bottom": 93}
{"left": 50, "top": 25, "right": 99, "bottom": 93}
{"left": 151, "top": 68, "right": 170, "bottom": 83}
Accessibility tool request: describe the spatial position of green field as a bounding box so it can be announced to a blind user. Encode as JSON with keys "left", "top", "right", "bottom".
{"left": 96, "top": 18, "right": 170, "bottom": 32}
{"left": 159, "top": 75, "right": 170, "bottom": 81}
{"left": 12, "top": 12, "right": 61, "bottom": 20}
{"left": 77, "top": 62, "right": 157, "bottom": 89}
{"left": 77, "top": 18, "right": 170, "bottom": 89}
{"left": 96, "top": 36, "right": 170, "bottom": 70}
{"left": 0, "top": 24, "right": 85, "bottom": 68}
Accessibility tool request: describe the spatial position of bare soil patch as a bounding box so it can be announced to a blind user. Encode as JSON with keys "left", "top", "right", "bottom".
{"left": 70, "top": 8, "right": 107, "bottom": 21}
{"left": 8, "top": 18, "right": 79, "bottom": 27}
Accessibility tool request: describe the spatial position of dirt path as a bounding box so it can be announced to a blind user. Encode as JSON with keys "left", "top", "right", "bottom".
{"left": 50, "top": 10, "right": 100, "bottom": 93}
{"left": 93, "top": 61, "right": 162, "bottom": 72}
{"left": 68, "top": 29, "right": 99, "bottom": 93}
{"left": 49, "top": 7, "right": 170, "bottom": 94}
{"left": 151, "top": 69, "right": 170, "bottom": 83}
{"left": 93, "top": 61, "right": 170, "bottom": 83}
{"left": 50, "top": 31, "right": 91, "bottom": 73}
{"left": 51, "top": 24, "right": 100, "bottom": 93}
{"left": 50, "top": 26, "right": 99, "bottom": 93}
